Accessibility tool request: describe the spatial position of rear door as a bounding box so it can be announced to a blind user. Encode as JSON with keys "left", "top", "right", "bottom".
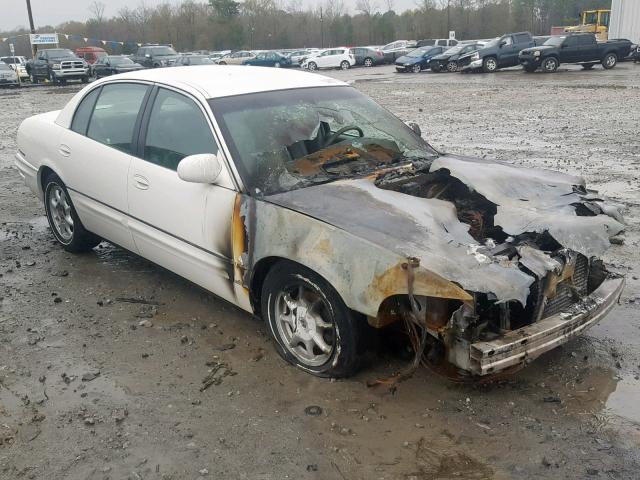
{"left": 58, "top": 82, "right": 151, "bottom": 251}
{"left": 126, "top": 86, "right": 239, "bottom": 303}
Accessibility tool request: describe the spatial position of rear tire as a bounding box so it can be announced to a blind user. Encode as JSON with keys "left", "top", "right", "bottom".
{"left": 261, "top": 261, "right": 367, "bottom": 378}
{"left": 523, "top": 65, "right": 537, "bottom": 73}
{"left": 340, "top": 60, "right": 350, "bottom": 70}
{"left": 602, "top": 52, "right": 617, "bottom": 69}
{"left": 43, "top": 173, "right": 101, "bottom": 253}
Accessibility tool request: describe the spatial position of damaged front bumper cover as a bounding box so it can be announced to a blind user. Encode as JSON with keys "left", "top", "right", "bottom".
{"left": 465, "top": 274, "right": 624, "bottom": 375}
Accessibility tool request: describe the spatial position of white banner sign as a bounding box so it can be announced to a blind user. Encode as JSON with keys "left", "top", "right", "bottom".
{"left": 449, "top": 31, "right": 456, "bottom": 39}
{"left": 29, "top": 33, "right": 59, "bottom": 45}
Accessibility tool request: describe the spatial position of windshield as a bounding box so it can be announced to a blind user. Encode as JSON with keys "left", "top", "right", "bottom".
{"left": 210, "top": 86, "right": 437, "bottom": 196}
{"left": 110, "top": 57, "right": 134, "bottom": 65}
{"left": 544, "top": 36, "right": 565, "bottom": 46}
{"left": 483, "top": 38, "right": 501, "bottom": 48}
{"left": 150, "top": 46, "right": 177, "bottom": 56}
{"left": 407, "top": 48, "right": 429, "bottom": 57}
{"left": 1, "top": 57, "right": 19, "bottom": 64}
{"left": 443, "top": 45, "right": 464, "bottom": 55}
{"left": 48, "top": 50, "right": 76, "bottom": 59}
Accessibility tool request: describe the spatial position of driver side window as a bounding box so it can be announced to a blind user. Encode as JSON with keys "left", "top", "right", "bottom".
{"left": 142, "top": 88, "right": 219, "bottom": 171}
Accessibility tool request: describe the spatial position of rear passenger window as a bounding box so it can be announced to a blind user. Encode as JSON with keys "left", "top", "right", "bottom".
{"left": 87, "top": 83, "right": 148, "bottom": 154}
{"left": 515, "top": 34, "right": 530, "bottom": 44}
{"left": 578, "top": 36, "right": 593, "bottom": 45}
{"left": 71, "top": 88, "right": 100, "bottom": 135}
{"left": 143, "top": 88, "right": 218, "bottom": 170}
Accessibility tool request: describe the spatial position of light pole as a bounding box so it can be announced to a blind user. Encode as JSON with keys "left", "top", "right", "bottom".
{"left": 26, "top": 0, "right": 37, "bottom": 57}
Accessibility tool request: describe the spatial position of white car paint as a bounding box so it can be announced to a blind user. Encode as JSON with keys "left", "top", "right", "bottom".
{"left": 15, "top": 66, "right": 348, "bottom": 314}
{"left": 301, "top": 48, "right": 355, "bottom": 70}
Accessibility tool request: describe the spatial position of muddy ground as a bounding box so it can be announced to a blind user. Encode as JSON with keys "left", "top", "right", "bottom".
{"left": 1, "top": 64, "right": 639, "bottom": 480}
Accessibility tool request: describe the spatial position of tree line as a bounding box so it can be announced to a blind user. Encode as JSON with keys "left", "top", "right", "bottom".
{"left": 1, "top": 0, "right": 611, "bottom": 57}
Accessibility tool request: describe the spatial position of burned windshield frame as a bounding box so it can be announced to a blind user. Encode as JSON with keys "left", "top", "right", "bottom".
{"left": 209, "top": 86, "right": 438, "bottom": 196}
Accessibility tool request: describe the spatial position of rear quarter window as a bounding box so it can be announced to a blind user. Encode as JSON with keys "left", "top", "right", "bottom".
{"left": 71, "top": 88, "right": 101, "bottom": 135}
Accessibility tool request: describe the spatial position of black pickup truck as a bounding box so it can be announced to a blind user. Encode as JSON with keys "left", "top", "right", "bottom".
{"left": 26, "top": 48, "right": 89, "bottom": 84}
{"left": 519, "top": 33, "right": 633, "bottom": 73}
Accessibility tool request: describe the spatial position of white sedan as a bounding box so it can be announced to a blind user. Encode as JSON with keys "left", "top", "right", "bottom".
{"left": 15, "top": 66, "right": 624, "bottom": 379}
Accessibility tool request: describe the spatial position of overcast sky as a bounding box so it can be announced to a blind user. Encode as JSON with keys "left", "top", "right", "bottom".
{"left": 2, "top": 0, "right": 418, "bottom": 31}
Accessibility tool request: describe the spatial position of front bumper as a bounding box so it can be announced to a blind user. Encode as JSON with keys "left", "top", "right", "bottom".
{"left": 519, "top": 56, "right": 542, "bottom": 67}
{"left": 466, "top": 274, "right": 624, "bottom": 375}
{"left": 53, "top": 68, "right": 89, "bottom": 79}
{"left": 0, "top": 77, "right": 19, "bottom": 85}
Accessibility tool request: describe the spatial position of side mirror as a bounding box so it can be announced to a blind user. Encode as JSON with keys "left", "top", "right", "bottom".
{"left": 177, "top": 153, "right": 222, "bottom": 184}
{"left": 500, "top": 40, "right": 507, "bottom": 47}
{"left": 406, "top": 121, "right": 422, "bottom": 137}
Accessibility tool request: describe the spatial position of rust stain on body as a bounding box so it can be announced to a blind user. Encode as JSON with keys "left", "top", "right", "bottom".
{"left": 368, "top": 262, "right": 473, "bottom": 303}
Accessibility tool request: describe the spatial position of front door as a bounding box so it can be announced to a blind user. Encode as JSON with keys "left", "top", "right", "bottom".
{"left": 59, "top": 82, "right": 150, "bottom": 252}
{"left": 126, "top": 86, "right": 239, "bottom": 304}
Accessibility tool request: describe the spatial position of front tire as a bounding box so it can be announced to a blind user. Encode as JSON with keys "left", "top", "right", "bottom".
{"left": 523, "top": 65, "right": 537, "bottom": 73}
{"left": 482, "top": 56, "right": 498, "bottom": 73}
{"left": 411, "top": 64, "right": 421, "bottom": 73}
{"left": 602, "top": 52, "right": 617, "bottom": 69}
{"left": 43, "top": 173, "right": 101, "bottom": 253}
{"left": 363, "top": 57, "right": 373, "bottom": 67}
{"left": 542, "top": 56, "right": 559, "bottom": 73}
{"left": 262, "top": 261, "right": 366, "bottom": 378}
{"left": 307, "top": 61, "right": 318, "bottom": 71}
{"left": 446, "top": 60, "right": 458, "bottom": 72}
{"left": 274, "top": 62, "right": 281, "bottom": 68}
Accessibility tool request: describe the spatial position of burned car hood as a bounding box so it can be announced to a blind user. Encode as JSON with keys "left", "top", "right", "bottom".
{"left": 265, "top": 154, "right": 624, "bottom": 305}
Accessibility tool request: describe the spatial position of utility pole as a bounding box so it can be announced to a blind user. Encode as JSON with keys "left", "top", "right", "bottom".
{"left": 320, "top": 7, "right": 324, "bottom": 48}
{"left": 26, "top": 0, "right": 37, "bottom": 58}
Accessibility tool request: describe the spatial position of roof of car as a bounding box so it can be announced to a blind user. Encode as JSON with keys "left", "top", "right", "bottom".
{"left": 108, "top": 65, "right": 347, "bottom": 98}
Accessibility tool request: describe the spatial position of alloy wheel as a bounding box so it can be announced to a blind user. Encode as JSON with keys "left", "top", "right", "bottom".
{"left": 274, "top": 284, "right": 336, "bottom": 367}
{"left": 48, "top": 185, "right": 74, "bottom": 242}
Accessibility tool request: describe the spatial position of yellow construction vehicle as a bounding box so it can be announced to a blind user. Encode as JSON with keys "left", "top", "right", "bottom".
{"left": 564, "top": 10, "right": 610, "bottom": 41}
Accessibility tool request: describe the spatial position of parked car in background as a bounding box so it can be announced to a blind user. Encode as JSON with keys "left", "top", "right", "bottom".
{"left": 634, "top": 44, "right": 640, "bottom": 63}
{"left": 301, "top": 48, "right": 355, "bottom": 70}
{"left": 1, "top": 56, "right": 29, "bottom": 80}
{"left": 175, "top": 54, "right": 215, "bottom": 66}
{"left": 461, "top": 32, "right": 534, "bottom": 72}
{"left": 132, "top": 45, "right": 179, "bottom": 68}
{"left": 216, "top": 50, "right": 255, "bottom": 65}
{"left": 417, "top": 38, "right": 459, "bottom": 47}
{"left": 381, "top": 40, "right": 417, "bottom": 63}
{"left": 351, "top": 47, "right": 385, "bottom": 67}
{"left": 15, "top": 66, "right": 625, "bottom": 379}
{"left": 92, "top": 55, "right": 144, "bottom": 78}
{"left": 287, "top": 49, "right": 317, "bottom": 66}
{"left": 519, "top": 33, "right": 632, "bottom": 72}
{"left": 534, "top": 36, "right": 550, "bottom": 46}
{"left": 429, "top": 42, "right": 485, "bottom": 72}
{"left": 26, "top": 48, "right": 89, "bottom": 84}
{"left": 0, "top": 62, "right": 19, "bottom": 87}
{"left": 243, "top": 51, "right": 292, "bottom": 68}
{"left": 208, "top": 51, "right": 230, "bottom": 62}
{"left": 395, "top": 46, "right": 445, "bottom": 72}
{"left": 75, "top": 46, "right": 107, "bottom": 65}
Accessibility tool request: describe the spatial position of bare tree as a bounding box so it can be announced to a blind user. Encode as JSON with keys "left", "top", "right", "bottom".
{"left": 89, "top": 1, "right": 106, "bottom": 23}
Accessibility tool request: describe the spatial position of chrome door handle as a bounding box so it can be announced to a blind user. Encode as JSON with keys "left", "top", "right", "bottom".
{"left": 133, "top": 174, "right": 150, "bottom": 190}
{"left": 58, "top": 144, "right": 71, "bottom": 157}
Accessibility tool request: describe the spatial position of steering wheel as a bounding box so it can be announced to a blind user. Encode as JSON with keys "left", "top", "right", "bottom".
{"left": 323, "top": 125, "right": 364, "bottom": 147}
